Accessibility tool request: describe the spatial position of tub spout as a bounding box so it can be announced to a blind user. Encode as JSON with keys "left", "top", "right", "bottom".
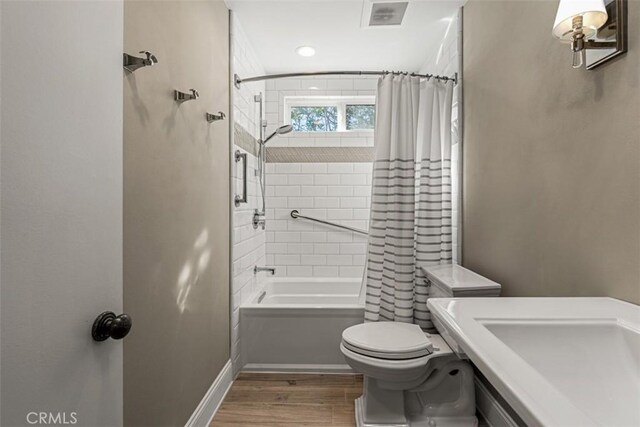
{"left": 254, "top": 266, "right": 275, "bottom": 275}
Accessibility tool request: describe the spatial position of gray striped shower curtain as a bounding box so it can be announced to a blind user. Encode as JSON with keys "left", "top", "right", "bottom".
{"left": 364, "top": 74, "right": 454, "bottom": 330}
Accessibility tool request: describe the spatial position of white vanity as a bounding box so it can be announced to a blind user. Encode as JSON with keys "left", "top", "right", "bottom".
{"left": 428, "top": 297, "right": 640, "bottom": 427}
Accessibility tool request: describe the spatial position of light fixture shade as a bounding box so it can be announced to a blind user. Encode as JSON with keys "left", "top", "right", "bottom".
{"left": 552, "top": 0, "right": 608, "bottom": 40}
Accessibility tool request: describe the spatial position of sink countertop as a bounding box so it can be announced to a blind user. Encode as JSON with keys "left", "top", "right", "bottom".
{"left": 427, "top": 297, "right": 640, "bottom": 427}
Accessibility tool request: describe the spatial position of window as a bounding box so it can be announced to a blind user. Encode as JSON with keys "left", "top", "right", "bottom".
{"left": 291, "top": 106, "right": 337, "bottom": 132}
{"left": 346, "top": 104, "right": 375, "bottom": 130}
{"left": 285, "top": 96, "right": 375, "bottom": 132}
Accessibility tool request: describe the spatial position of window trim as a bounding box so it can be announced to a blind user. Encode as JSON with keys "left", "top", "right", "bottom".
{"left": 284, "top": 96, "right": 375, "bottom": 133}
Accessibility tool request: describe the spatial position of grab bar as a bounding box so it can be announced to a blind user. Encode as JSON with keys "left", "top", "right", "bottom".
{"left": 234, "top": 150, "right": 247, "bottom": 207}
{"left": 290, "top": 210, "right": 368, "bottom": 236}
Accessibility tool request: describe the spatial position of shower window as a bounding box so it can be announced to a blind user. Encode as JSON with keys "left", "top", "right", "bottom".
{"left": 285, "top": 96, "right": 375, "bottom": 132}
{"left": 291, "top": 106, "right": 338, "bottom": 132}
{"left": 346, "top": 104, "right": 375, "bottom": 130}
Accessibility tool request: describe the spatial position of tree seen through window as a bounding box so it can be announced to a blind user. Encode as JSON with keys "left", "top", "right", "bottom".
{"left": 290, "top": 106, "right": 338, "bottom": 132}
{"left": 346, "top": 104, "right": 375, "bottom": 130}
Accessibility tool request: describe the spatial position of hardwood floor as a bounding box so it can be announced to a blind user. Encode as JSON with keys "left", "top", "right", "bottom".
{"left": 211, "top": 373, "right": 363, "bottom": 426}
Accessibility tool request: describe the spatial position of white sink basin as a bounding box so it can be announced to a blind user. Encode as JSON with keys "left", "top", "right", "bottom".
{"left": 427, "top": 297, "right": 640, "bottom": 427}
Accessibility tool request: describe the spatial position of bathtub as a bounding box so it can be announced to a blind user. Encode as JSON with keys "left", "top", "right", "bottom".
{"left": 239, "top": 277, "right": 364, "bottom": 372}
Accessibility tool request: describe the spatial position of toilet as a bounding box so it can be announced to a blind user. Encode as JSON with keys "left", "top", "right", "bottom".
{"left": 341, "top": 264, "right": 501, "bottom": 427}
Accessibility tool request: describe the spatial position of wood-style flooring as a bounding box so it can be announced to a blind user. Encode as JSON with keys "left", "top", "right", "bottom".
{"left": 211, "top": 373, "right": 362, "bottom": 426}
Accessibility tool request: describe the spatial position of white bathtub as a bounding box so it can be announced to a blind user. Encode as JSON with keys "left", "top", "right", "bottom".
{"left": 239, "top": 277, "right": 364, "bottom": 372}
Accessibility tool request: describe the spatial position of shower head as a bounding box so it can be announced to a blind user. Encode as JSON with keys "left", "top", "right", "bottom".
{"left": 262, "top": 124, "right": 293, "bottom": 144}
{"left": 277, "top": 124, "right": 294, "bottom": 134}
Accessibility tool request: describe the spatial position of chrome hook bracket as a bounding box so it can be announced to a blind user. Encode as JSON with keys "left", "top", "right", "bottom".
{"left": 206, "top": 111, "right": 226, "bottom": 123}
{"left": 175, "top": 88, "right": 199, "bottom": 102}
{"left": 123, "top": 51, "right": 158, "bottom": 73}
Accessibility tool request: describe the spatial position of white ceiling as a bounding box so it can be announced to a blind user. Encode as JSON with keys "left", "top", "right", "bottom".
{"left": 226, "top": 0, "right": 463, "bottom": 74}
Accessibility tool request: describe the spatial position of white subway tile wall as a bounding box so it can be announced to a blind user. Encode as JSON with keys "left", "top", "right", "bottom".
{"left": 265, "top": 162, "right": 372, "bottom": 278}
{"left": 261, "top": 76, "right": 377, "bottom": 278}
{"left": 230, "top": 15, "right": 267, "bottom": 373}
{"left": 419, "top": 10, "right": 461, "bottom": 264}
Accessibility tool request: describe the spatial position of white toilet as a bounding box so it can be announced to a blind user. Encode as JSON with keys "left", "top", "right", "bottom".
{"left": 341, "top": 264, "right": 501, "bottom": 427}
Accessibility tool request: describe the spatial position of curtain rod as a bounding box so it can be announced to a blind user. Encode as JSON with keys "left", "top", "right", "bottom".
{"left": 234, "top": 71, "right": 457, "bottom": 88}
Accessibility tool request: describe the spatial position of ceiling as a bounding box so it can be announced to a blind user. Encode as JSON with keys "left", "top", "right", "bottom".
{"left": 226, "top": 0, "right": 463, "bottom": 74}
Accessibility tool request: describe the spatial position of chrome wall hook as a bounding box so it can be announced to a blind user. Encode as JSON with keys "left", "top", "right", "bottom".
{"left": 175, "top": 89, "right": 199, "bottom": 102}
{"left": 123, "top": 51, "right": 158, "bottom": 73}
{"left": 206, "top": 111, "right": 226, "bottom": 123}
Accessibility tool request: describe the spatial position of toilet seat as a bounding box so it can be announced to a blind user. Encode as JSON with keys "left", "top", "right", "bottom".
{"left": 342, "top": 322, "right": 433, "bottom": 360}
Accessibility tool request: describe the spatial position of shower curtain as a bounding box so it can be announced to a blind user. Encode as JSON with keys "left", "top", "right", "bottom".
{"left": 364, "top": 74, "right": 454, "bottom": 330}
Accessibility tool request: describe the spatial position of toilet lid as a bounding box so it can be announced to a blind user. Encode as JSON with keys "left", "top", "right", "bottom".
{"left": 342, "top": 322, "right": 433, "bottom": 360}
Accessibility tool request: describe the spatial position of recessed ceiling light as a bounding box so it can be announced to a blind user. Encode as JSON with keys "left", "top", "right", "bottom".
{"left": 296, "top": 46, "right": 316, "bottom": 57}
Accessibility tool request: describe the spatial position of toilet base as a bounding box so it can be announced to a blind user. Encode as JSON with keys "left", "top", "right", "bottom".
{"left": 353, "top": 359, "right": 478, "bottom": 427}
{"left": 355, "top": 377, "right": 410, "bottom": 426}
{"left": 354, "top": 394, "right": 478, "bottom": 427}
{"left": 355, "top": 396, "right": 478, "bottom": 427}
{"left": 355, "top": 396, "right": 409, "bottom": 427}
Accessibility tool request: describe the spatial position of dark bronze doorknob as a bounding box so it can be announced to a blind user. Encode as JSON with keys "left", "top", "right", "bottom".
{"left": 92, "top": 311, "right": 132, "bottom": 341}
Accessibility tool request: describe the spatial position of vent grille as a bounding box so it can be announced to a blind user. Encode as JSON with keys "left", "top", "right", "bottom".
{"left": 369, "top": 2, "right": 408, "bottom": 26}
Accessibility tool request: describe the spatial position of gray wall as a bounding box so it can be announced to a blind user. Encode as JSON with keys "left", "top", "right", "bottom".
{"left": 123, "top": 1, "right": 230, "bottom": 425}
{"left": 462, "top": 1, "right": 640, "bottom": 304}
{"left": 1, "top": 1, "right": 124, "bottom": 425}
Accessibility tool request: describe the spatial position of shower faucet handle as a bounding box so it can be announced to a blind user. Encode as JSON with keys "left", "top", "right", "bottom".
{"left": 253, "top": 210, "right": 266, "bottom": 230}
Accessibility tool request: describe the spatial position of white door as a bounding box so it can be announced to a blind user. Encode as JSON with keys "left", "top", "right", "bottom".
{"left": 1, "top": 1, "right": 125, "bottom": 426}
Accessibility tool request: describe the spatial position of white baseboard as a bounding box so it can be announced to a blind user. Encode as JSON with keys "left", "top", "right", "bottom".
{"left": 185, "top": 359, "right": 233, "bottom": 427}
{"left": 242, "top": 363, "right": 354, "bottom": 374}
{"left": 474, "top": 376, "right": 519, "bottom": 427}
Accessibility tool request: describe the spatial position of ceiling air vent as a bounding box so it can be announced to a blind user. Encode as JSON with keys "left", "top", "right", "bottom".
{"left": 368, "top": 2, "right": 409, "bottom": 26}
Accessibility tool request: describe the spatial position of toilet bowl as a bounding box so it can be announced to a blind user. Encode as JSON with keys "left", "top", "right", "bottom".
{"left": 342, "top": 264, "right": 502, "bottom": 427}
{"left": 341, "top": 322, "right": 477, "bottom": 427}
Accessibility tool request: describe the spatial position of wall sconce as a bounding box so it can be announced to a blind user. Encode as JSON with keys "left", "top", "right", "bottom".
{"left": 553, "top": 0, "right": 627, "bottom": 69}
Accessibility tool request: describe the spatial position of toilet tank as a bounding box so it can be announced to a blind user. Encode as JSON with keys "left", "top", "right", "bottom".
{"left": 420, "top": 264, "right": 501, "bottom": 298}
